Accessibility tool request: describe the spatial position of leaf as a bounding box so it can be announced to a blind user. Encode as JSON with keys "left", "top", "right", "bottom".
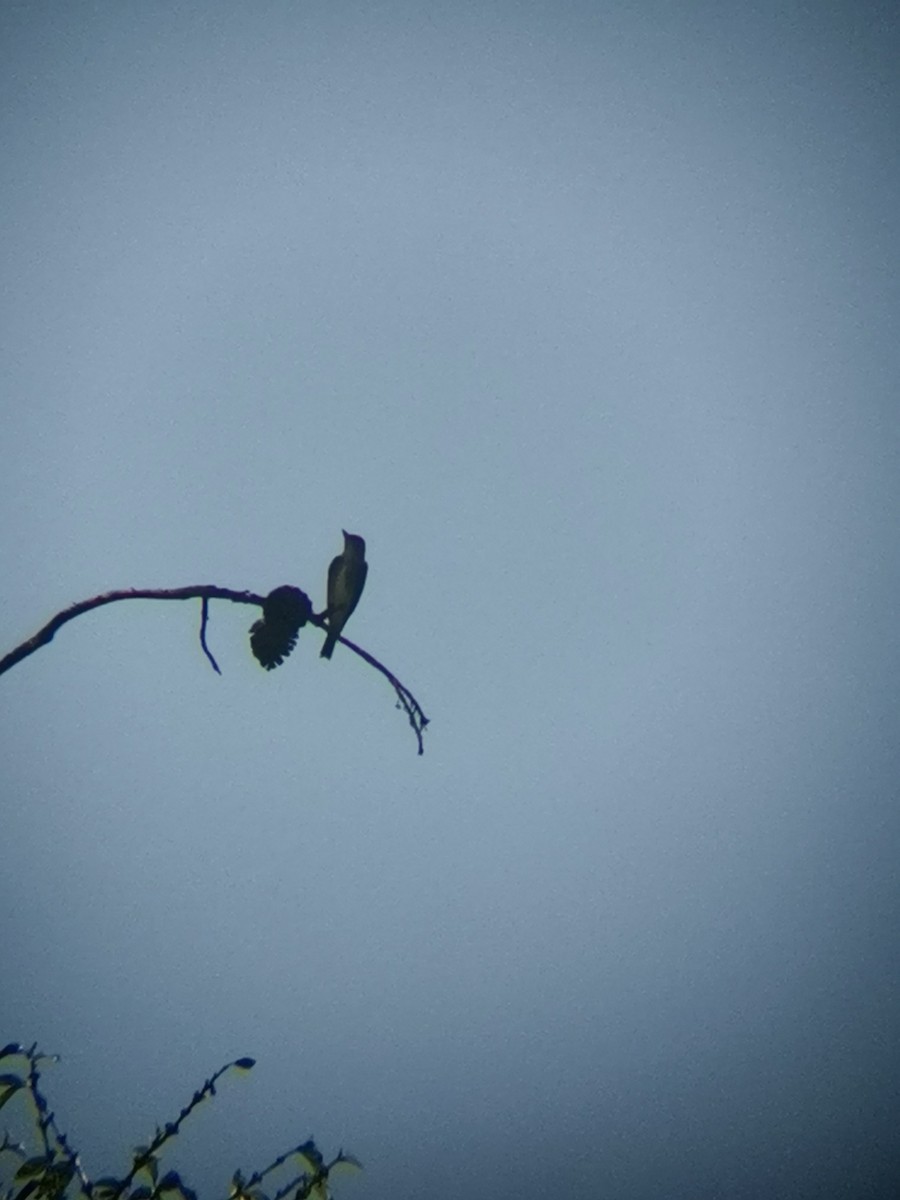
{"left": 92, "top": 1176, "right": 125, "bottom": 1200}
{"left": 0, "top": 1133, "right": 27, "bottom": 1158}
{"left": 332, "top": 1153, "right": 363, "bottom": 1174}
{"left": 0, "top": 1076, "right": 25, "bottom": 1112}
{"left": 157, "top": 1169, "right": 197, "bottom": 1200}
{"left": 295, "top": 1142, "right": 323, "bottom": 1172}
{"left": 44, "top": 1163, "right": 74, "bottom": 1183}
{"left": 15, "top": 1157, "right": 52, "bottom": 1180}
{"left": 38, "top": 1161, "right": 75, "bottom": 1198}
{"left": 131, "top": 1149, "right": 158, "bottom": 1185}
{"left": 12, "top": 1179, "right": 40, "bottom": 1200}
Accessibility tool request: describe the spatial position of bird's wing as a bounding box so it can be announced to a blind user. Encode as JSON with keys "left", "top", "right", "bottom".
{"left": 344, "top": 560, "right": 368, "bottom": 620}
{"left": 326, "top": 553, "right": 343, "bottom": 613}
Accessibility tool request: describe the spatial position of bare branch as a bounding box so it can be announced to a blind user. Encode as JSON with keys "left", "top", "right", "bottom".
{"left": 199, "top": 596, "right": 222, "bottom": 675}
{"left": 0, "top": 585, "right": 430, "bottom": 754}
{"left": 0, "top": 586, "right": 265, "bottom": 677}
{"left": 334, "top": 633, "right": 430, "bottom": 755}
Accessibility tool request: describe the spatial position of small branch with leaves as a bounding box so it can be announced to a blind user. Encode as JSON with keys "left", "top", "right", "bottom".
{"left": 0, "top": 1043, "right": 361, "bottom": 1200}
{"left": 0, "top": 583, "right": 429, "bottom": 755}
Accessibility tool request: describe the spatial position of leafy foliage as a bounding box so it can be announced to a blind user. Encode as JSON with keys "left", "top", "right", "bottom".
{"left": 0, "top": 1045, "right": 360, "bottom": 1200}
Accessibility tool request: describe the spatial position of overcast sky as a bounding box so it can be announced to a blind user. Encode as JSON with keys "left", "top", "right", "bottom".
{"left": 2, "top": 3, "right": 899, "bottom": 1198}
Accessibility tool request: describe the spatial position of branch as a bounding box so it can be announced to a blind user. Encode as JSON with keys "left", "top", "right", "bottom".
{"left": 335, "top": 633, "right": 430, "bottom": 755}
{"left": 0, "top": 586, "right": 265, "bottom": 678}
{"left": 0, "top": 585, "right": 429, "bottom": 754}
{"left": 111, "top": 1057, "right": 256, "bottom": 1199}
{"left": 19, "top": 1045, "right": 92, "bottom": 1199}
{"left": 1, "top": 1045, "right": 359, "bottom": 1200}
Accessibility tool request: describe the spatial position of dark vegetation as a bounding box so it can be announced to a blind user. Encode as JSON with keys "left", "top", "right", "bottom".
{"left": 0, "top": 1044, "right": 360, "bottom": 1200}
{"left": 2, "top": 565, "right": 418, "bottom": 1196}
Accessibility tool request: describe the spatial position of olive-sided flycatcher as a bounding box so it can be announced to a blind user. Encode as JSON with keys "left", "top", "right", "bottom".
{"left": 320, "top": 530, "right": 368, "bottom": 658}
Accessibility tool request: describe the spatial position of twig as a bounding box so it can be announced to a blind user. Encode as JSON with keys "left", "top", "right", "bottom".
{"left": 22, "top": 1047, "right": 92, "bottom": 1199}
{"left": 335, "top": 633, "right": 430, "bottom": 755}
{"left": 112, "top": 1058, "right": 255, "bottom": 1199}
{"left": 199, "top": 597, "right": 221, "bottom": 675}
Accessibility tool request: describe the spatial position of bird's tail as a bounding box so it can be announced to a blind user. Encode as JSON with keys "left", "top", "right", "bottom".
{"left": 320, "top": 629, "right": 338, "bottom": 659}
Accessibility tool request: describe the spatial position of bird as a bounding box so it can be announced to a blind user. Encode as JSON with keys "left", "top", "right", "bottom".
{"left": 320, "top": 530, "right": 368, "bottom": 658}
{"left": 249, "top": 585, "right": 312, "bottom": 670}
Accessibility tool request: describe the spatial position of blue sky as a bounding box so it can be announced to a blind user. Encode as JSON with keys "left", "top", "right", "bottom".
{"left": 2, "top": 3, "right": 899, "bottom": 1197}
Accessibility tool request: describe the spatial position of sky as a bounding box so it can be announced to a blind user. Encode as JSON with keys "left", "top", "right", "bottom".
{"left": 1, "top": 1, "right": 899, "bottom": 1197}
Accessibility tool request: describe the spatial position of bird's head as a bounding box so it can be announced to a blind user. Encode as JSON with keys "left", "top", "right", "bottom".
{"left": 342, "top": 530, "right": 366, "bottom": 557}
